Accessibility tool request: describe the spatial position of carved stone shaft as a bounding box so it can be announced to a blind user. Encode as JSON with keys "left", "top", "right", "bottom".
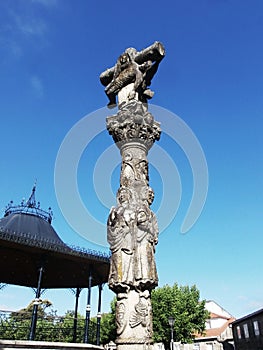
{"left": 102, "top": 42, "right": 165, "bottom": 350}
{"left": 106, "top": 105, "right": 160, "bottom": 349}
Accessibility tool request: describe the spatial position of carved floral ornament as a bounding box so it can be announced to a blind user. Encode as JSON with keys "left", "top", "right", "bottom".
{"left": 106, "top": 101, "right": 161, "bottom": 150}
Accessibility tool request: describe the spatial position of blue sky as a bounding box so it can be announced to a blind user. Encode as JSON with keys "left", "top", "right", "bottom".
{"left": 0, "top": 0, "right": 263, "bottom": 320}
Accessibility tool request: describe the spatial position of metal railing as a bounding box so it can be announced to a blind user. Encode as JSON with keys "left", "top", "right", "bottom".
{"left": 0, "top": 227, "right": 110, "bottom": 262}
{"left": 0, "top": 310, "right": 97, "bottom": 344}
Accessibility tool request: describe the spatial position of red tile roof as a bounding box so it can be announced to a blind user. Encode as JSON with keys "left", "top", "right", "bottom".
{"left": 195, "top": 314, "right": 236, "bottom": 339}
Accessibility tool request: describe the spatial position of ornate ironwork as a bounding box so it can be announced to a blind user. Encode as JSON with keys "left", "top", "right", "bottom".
{"left": 1, "top": 184, "right": 110, "bottom": 262}
{"left": 4, "top": 184, "right": 53, "bottom": 224}
{"left": 0, "top": 227, "right": 110, "bottom": 262}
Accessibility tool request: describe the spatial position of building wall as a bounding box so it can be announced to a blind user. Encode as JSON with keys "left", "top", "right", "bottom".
{"left": 205, "top": 302, "right": 232, "bottom": 320}
{"left": 232, "top": 309, "right": 263, "bottom": 350}
{"left": 153, "top": 341, "right": 223, "bottom": 350}
{"left": 206, "top": 318, "right": 228, "bottom": 329}
{"left": 179, "top": 342, "right": 223, "bottom": 350}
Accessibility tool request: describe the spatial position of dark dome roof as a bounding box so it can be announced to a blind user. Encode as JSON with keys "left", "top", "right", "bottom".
{"left": 0, "top": 186, "right": 110, "bottom": 288}
{"left": 0, "top": 212, "right": 66, "bottom": 247}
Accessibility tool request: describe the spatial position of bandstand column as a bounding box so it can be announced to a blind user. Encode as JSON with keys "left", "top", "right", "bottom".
{"left": 73, "top": 287, "right": 81, "bottom": 343}
{"left": 83, "top": 270, "right": 92, "bottom": 343}
{"left": 29, "top": 265, "right": 44, "bottom": 341}
{"left": 96, "top": 284, "right": 103, "bottom": 345}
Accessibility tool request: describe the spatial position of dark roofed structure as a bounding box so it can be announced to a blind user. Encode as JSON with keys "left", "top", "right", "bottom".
{"left": 0, "top": 185, "right": 110, "bottom": 342}
{"left": 0, "top": 185, "right": 110, "bottom": 288}
{"left": 1, "top": 212, "right": 62, "bottom": 243}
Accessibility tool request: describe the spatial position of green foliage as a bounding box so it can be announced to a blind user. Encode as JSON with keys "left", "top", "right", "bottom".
{"left": 151, "top": 283, "right": 209, "bottom": 347}
{"left": 92, "top": 284, "right": 208, "bottom": 347}
{"left": 0, "top": 303, "right": 86, "bottom": 343}
{"left": 0, "top": 300, "right": 53, "bottom": 340}
{"left": 0, "top": 284, "right": 208, "bottom": 347}
{"left": 0, "top": 312, "right": 31, "bottom": 340}
{"left": 50, "top": 310, "right": 85, "bottom": 343}
{"left": 100, "top": 298, "right": 117, "bottom": 345}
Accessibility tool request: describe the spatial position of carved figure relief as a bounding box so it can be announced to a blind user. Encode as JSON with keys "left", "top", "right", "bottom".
{"left": 100, "top": 42, "right": 165, "bottom": 108}
{"left": 107, "top": 187, "right": 136, "bottom": 292}
{"left": 135, "top": 207, "right": 158, "bottom": 290}
{"left": 102, "top": 42, "right": 165, "bottom": 348}
{"left": 120, "top": 152, "right": 149, "bottom": 187}
{"left": 104, "top": 50, "right": 151, "bottom": 107}
{"left": 107, "top": 184, "right": 159, "bottom": 293}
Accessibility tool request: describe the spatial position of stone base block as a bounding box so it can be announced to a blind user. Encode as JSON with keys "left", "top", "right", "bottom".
{"left": 115, "top": 289, "right": 153, "bottom": 345}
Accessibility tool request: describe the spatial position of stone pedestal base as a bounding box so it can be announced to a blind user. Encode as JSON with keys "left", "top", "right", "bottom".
{"left": 115, "top": 289, "right": 153, "bottom": 349}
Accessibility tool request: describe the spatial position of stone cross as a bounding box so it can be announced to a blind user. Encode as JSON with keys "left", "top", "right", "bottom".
{"left": 100, "top": 41, "right": 165, "bottom": 350}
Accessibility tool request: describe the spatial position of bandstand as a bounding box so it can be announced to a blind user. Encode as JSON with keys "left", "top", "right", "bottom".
{"left": 0, "top": 185, "right": 110, "bottom": 345}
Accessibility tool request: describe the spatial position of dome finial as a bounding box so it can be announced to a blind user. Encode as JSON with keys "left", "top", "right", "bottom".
{"left": 4, "top": 181, "right": 53, "bottom": 223}
{"left": 26, "top": 181, "right": 37, "bottom": 208}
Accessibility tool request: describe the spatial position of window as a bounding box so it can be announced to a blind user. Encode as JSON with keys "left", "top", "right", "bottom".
{"left": 237, "top": 325, "right": 242, "bottom": 339}
{"left": 243, "top": 323, "right": 249, "bottom": 338}
{"left": 206, "top": 320, "right": 211, "bottom": 329}
{"left": 193, "top": 344, "right": 200, "bottom": 350}
{"left": 253, "top": 320, "right": 260, "bottom": 336}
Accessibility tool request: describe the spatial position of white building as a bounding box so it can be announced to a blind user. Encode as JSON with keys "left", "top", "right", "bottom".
{"left": 191, "top": 300, "right": 235, "bottom": 350}
{"left": 165, "top": 301, "right": 235, "bottom": 350}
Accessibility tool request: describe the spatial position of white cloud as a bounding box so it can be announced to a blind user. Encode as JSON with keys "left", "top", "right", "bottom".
{"left": 30, "top": 76, "right": 44, "bottom": 98}
{"left": 0, "top": 2, "right": 51, "bottom": 60}
{"left": 0, "top": 34, "right": 22, "bottom": 60}
{"left": 9, "top": 41, "right": 23, "bottom": 58}
{"left": 11, "top": 11, "right": 47, "bottom": 37}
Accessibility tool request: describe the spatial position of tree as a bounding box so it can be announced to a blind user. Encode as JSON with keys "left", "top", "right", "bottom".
{"left": 0, "top": 299, "right": 53, "bottom": 340}
{"left": 100, "top": 298, "right": 117, "bottom": 345}
{"left": 55, "top": 310, "right": 85, "bottom": 343}
{"left": 0, "top": 303, "right": 87, "bottom": 343}
{"left": 151, "top": 283, "right": 209, "bottom": 348}
{"left": 99, "top": 284, "right": 208, "bottom": 348}
{"left": 0, "top": 284, "right": 208, "bottom": 347}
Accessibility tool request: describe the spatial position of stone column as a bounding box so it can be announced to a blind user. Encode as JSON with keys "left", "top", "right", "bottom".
{"left": 106, "top": 99, "right": 161, "bottom": 350}
{"left": 101, "top": 42, "right": 165, "bottom": 350}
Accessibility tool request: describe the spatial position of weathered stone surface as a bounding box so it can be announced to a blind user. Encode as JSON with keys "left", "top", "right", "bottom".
{"left": 107, "top": 177, "right": 159, "bottom": 293}
{"left": 106, "top": 100, "right": 161, "bottom": 150}
{"left": 101, "top": 42, "right": 165, "bottom": 350}
{"left": 100, "top": 42, "right": 165, "bottom": 108}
